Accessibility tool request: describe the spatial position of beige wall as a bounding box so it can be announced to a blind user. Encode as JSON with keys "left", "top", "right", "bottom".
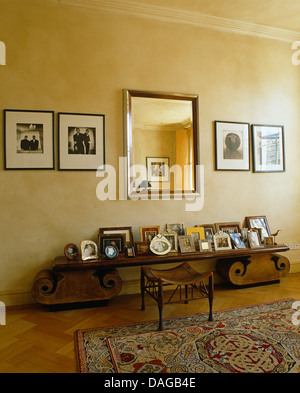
{"left": 1, "top": 0, "right": 300, "bottom": 305}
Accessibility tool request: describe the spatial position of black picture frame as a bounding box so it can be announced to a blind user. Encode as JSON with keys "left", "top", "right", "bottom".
{"left": 58, "top": 112, "right": 105, "bottom": 171}
{"left": 215, "top": 121, "right": 250, "bottom": 171}
{"left": 252, "top": 124, "right": 285, "bottom": 173}
{"left": 4, "top": 109, "right": 55, "bottom": 170}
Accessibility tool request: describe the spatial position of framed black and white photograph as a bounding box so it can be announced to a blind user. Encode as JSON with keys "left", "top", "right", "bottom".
{"left": 150, "top": 235, "right": 171, "bottom": 256}
{"left": 166, "top": 223, "right": 185, "bottom": 236}
{"left": 58, "top": 112, "right": 105, "bottom": 170}
{"left": 215, "top": 121, "right": 250, "bottom": 171}
{"left": 4, "top": 109, "right": 54, "bottom": 169}
{"left": 99, "top": 226, "right": 133, "bottom": 244}
{"left": 213, "top": 231, "right": 232, "bottom": 251}
{"left": 252, "top": 124, "right": 285, "bottom": 172}
{"left": 245, "top": 215, "right": 271, "bottom": 242}
{"left": 163, "top": 229, "right": 178, "bottom": 252}
{"left": 146, "top": 157, "right": 169, "bottom": 182}
{"left": 248, "top": 230, "right": 262, "bottom": 248}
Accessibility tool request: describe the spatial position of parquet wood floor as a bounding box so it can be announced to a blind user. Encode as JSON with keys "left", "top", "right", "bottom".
{"left": 1, "top": 273, "right": 300, "bottom": 373}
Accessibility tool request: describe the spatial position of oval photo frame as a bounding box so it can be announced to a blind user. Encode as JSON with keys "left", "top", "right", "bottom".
{"left": 150, "top": 234, "right": 171, "bottom": 256}
{"left": 105, "top": 244, "right": 119, "bottom": 260}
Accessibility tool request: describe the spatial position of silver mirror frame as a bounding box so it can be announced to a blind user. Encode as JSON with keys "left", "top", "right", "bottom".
{"left": 123, "top": 89, "right": 200, "bottom": 199}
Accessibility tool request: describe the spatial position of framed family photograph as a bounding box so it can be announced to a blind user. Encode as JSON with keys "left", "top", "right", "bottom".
{"left": 58, "top": 112, "right": 105, "bottom": 170}
{"left": 178, "top": 235, "right": 196, "bottom": 253}
{"left": 146, "top": 157, "right": 169, "bottom": 182}
{"left": 163, "top": 229, "right": 178, "bottom": 252}
{"left": 248, "top": 230, "right": 262, "bottom": 248}
{"left": 98, "top": 234, "right": 126, "bottom": 255}
{"left": 139, "top": 225, "right": 160, "bottom": 242}
{"left": 4, "top": 109, "right": 54, "bottom": 170}
{"left": 245, "top": 215, "right": 271, "bottom": 242}
{"left": 80, "top": 240, "right": 98, "bottom": 261}
{"left": 99, "top": 226, "right": 133, "bottom": 244}
{"left": 215, "top": 121, "right": 250, "bottom": 171}
{"left": 215, "top": 222, "right": 241, "bottom": 234}
{"left": 150, "top": 235, "right": 171, "bottom": 256}
{"left": 166, "top": 223, "right": 185, "bottom": 236}
{"left": 64, "top": 243, "right": 79, "bottom": 260}
{"left": 213, "top": 232, "right": 232, "bottom": 251}
{"left": 252, "top": 124, "right": 285, "bottom": 172}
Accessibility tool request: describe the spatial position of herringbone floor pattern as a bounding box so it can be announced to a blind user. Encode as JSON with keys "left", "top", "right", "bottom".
{"left": 1, "top": 273, "right": 300, "bottom": 373}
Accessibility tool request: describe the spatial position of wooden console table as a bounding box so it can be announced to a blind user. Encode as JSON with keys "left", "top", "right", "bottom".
{"left": 31, "top": 245, "right": 290, "bottom": 307}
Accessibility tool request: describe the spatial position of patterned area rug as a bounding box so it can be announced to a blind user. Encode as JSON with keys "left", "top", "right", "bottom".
{"left": 75, "top": 299, "right": 300, "bottom": 373}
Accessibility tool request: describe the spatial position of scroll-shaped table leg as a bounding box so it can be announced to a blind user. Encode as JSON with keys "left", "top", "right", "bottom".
{"left": 216, "top": 253, "right": 290, "bottom": 286}
{"left": 31, "top": 269, "right": 59, "bottom": 302}
{"left": 32, "top": 268, "right": 122, "bottom": 305}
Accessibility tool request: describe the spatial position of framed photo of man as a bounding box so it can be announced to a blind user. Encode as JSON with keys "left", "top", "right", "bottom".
{"left": 4, "top": 109, "right": 54, "bottom": 169}
{"left": 215, "top": 121, "right": 250, "bottom": 171}
{"left": 58, "top": 112, "right": 105, "bottom": 170}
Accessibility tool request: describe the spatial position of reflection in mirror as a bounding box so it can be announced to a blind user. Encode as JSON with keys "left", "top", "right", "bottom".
{"left": 124, "top": 90, "right": 199, "bottom": 198}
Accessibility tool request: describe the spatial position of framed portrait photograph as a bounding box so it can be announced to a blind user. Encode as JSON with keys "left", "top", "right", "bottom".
{"left": 58, "top": 112, "right": 105, "bottom": 170}
{"left": 4, "top": 109, "right": 54, "bottom": 170}
{"left": 64, "top": 243, "right": 79, "bottom": 260}
{"left": 178, "top": 235, "right": 196, "bottom": 253}
{"left": 99, "top": 226, "right": 133, "bottom": 244}
{"left": 139, "top": 225, "right": 160, "bottom": 242}
{"left": 166, "top": 223, "right": 185, "bottom": 236}
{"left": 241, "top": 228, "right": 249, "bottom": 247}
{"left": 80, "top": 240, "right": 98, "bottom": 261}
{"left": 248, "top": 230, "right": 262, "bottom": 248}
{"left": 163, "top": 229, "right": 178, "bottom": 252}
{"left": 150, "top": 235, "right": 171, "bottom": 256}
{"left": 213, "top": 232, "right": 232, "bottom": 251}
{"left": 252, "top": 125, "right": 285, "bottom": 172}
{"left": 215, "top": 121, "right": 250, "bottom": 171}
{"left": 245, "top": 216, "right": 271, "bottom": 242}
{"left": 98, "top": 234, "right": 126, "bottom": 255}
{"left": 125, "top": 246, "right": 135, "bottom": 257}
{"left": 146, "top": 157, "right": 169, "bottom": 182}
{"left": 215, "top": 222, "right": 241, "bottom": 234}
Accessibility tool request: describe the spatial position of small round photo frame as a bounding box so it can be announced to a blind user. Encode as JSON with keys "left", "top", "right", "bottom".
{"left": 64, "top": 243, "right": 79, "bottom": 260}
{"left": 150, "top": 234, "right": 171, "bottom": 256}
{"left": 105, "top": 244, "right": 119, "bottom": 259}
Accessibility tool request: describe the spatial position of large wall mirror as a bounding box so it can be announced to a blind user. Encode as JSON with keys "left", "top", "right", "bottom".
{"left": 124, "top": 89, "right": 199, "bottom": 198}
